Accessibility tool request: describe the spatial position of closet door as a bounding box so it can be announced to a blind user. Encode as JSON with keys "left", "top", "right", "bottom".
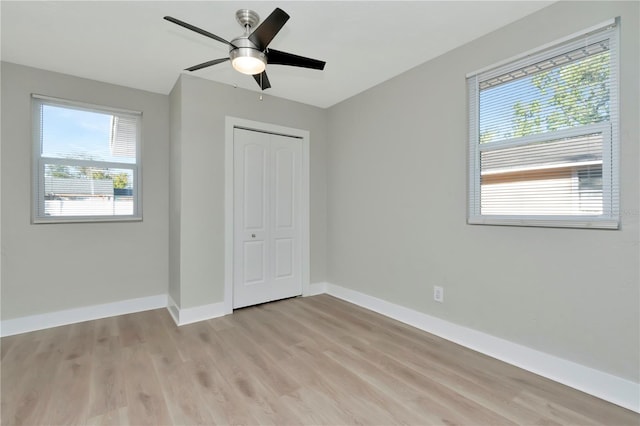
{"left": 233, "top": 128, "right": 301, "bottom": 309}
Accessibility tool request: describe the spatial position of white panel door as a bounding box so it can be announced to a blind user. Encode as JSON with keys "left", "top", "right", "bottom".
{"left": 233, "top": 128, "right": 301, "bottom": 309}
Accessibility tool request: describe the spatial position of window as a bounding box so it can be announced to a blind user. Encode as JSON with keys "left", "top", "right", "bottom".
{"left": 467, "top": 19, "right": 619, "bottom": 229}
{"left": 32, "top": 95, "right": 142, "bottom": 223}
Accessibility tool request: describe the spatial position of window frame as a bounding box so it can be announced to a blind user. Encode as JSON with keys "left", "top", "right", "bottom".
{"left": 466, "top": 19, "right": 619, "bottom": 230}
{"left": 32, "top": 94, "right": 143, "bottom": 224}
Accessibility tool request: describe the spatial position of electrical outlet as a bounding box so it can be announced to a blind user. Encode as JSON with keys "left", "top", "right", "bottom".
{"left": 433, "top": 286, "right": 444, "bottom": 303}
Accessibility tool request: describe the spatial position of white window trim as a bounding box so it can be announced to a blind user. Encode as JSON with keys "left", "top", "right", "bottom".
{"left": 32, "top": 94, "right": 143, "bottom": 223}
{"left": 467, "top": 19, "right": 620, "bottom": 230}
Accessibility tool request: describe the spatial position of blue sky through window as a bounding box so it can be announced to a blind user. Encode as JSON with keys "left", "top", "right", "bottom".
{"left": 479, "top": 75, "right": 554, "bottom": 142}
{"left": 41, "top": 105, "right": 135, "bottom": 164}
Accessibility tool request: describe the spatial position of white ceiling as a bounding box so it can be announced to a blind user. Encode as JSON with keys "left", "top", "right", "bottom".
{"left": 1, "top": 1, "right": 553, "bottom": 108}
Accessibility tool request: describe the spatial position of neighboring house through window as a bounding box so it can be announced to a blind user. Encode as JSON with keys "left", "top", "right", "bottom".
{"left": 32, "top": 95, "right": 142, "bottom": 223}
{"left": 467, "top": 19, "right": 619, "bottom": 229}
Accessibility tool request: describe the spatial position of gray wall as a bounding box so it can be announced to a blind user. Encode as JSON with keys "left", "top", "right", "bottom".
{"left": 1, "top": 62, "right": 170, "bottom": 319}
{"left": 170, "top": 75, "right": 327, "bottom": 309}
{"left": 326, "top": 1, "right": 639, "bottom": 382}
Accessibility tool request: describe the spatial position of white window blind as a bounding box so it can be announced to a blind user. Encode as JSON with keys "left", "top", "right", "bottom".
{"left": 467, "top": 19, "right": 619, "bottom": 229}
{"left": 32, "top": 95, "right": 142, "bottom": 223}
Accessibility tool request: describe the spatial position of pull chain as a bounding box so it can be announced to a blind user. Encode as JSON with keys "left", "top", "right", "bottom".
{"left": 259, "top": 73, "right": 264, "bottom": 101}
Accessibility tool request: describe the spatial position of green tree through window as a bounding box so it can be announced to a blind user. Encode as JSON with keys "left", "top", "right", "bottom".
{"left": 511, "top": 51, "right": 610, "bottom": 137}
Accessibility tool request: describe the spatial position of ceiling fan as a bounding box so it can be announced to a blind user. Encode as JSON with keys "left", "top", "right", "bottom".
{"left": 164, "top": 8, "right": 326, "bottom": 90}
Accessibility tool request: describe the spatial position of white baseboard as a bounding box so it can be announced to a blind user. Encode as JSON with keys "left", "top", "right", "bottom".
{"left": 167, "top": 296, "right": 227, "bottom": 326}
{"left": 0, "top": 294, "right": 168, "bottom": 337}
{"left": 325, "top": 282, "right": 640, "bottom": 413}
{"left": 304, "top": 281, "right": 327, "bottom": 296}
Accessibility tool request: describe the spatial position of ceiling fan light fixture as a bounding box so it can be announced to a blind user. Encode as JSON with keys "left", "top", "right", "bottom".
{"left": 230, "top": 47, "right": 266, "bottom": 75}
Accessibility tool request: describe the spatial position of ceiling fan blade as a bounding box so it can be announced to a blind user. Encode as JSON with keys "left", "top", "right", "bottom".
{"left": 185, "top": 58, "right": 229, "bottom": 72}
{"left": 253, "top": 71, "right": 271, "bottom": 90}
{"left": 248, "top": 8, "right": 290, "bottom": 50}
{"left": 266, "top": 49, "right": 326, "bottom": 70}
{"left": 164, "top": 16, "right": 234, "bottom": 47}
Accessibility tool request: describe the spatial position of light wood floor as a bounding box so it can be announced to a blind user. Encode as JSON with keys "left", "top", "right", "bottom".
{"left": 1, "top": 295, "right": 638, "bottom": 426}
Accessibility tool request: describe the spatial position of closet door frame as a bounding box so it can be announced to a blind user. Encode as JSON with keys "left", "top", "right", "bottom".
{"left": 224, "top": 116, "right": 310, "bottom": 314}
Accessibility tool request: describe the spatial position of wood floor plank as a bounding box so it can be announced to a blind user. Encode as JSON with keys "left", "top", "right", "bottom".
{"left": 0, "top": 334, "right": 18, "bottom": 361}
{"left": 44, "top": 354, "right": 93, "bottom": 425}
{"left": 1, "top": 294, "right": 638, "bottom": 425}
{"left": 1, "top": 339, "right": 42, "bottom": 390}
{"left": 62, "top": 321, "right": 96, "bottom": 360}
{"left": 88, "top": 335, "right": 127, "bottom": 419}
{"left": 188, "top": 353, "right": 260, "bottom": 425}
{"left": 161, "top": 318, "right": 216, "bottom": 363}
{"left": 322, "top": 342, "right": 496, "bottom": 425}
{"left": 121, "top": 344, "right": 172, "bottom": 426}
{"left": 215, "top": 319, "right": 301, "bottom": 397}
{"left": 206, "top": 328, "right": 301, "bottom": 425}
{"left": 85, "top": 407, "right": 129, "bottom": 426}
{"left": 367, "top": 339, "right": 548, "bottom": 424}
{"left": 287, "top": 337, "right": 433, "bottom": 425}
{"left": 150, "top": 353, "right": 218, "bottom": 425}
{"left": 1, "top": 327, "right": 69, "bottom": 425}
{"left": 280, "top": 387, "right": 359, "bottom": 425}
{"left": 116, "top": 313, "right": 146, "bottom": 347}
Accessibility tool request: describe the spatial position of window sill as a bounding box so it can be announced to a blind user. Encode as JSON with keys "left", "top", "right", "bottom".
{"left": 467, "top": 215, "right": 619, "bottom": 230}
{"left": 32, "top": 215, "right": 142, "bottom": 224}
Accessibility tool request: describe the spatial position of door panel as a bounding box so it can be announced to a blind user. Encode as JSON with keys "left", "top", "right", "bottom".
{"left": 243, "top": 144, "right": 267, "bottom": 230}
{"left": 233, "top": 128, "right": 302, "bottom": 309}
{"left": 243, "top": 241, "right": 265, "bottom": 284}
{"left": 274, "top": 148, "right": 294, "bottom": 229}
{"left": 274, "top": 238, "right": 294, "bottom": 278}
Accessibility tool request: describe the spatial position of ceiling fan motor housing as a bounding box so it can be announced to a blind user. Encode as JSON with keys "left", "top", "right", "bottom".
{"left": 229, "top": 37, "right": 267, "bottom": 75}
